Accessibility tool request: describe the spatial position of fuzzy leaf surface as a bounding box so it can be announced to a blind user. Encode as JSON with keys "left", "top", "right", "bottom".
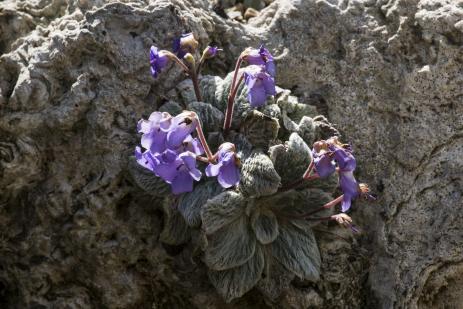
{"left": 208, "top": 244, "right": 265, "bottom": 302}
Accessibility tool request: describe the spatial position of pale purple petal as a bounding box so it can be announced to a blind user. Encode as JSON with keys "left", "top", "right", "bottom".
{"left": 179, "top": 152, "right": 202, "bottom": 181}
{"left": 341, "top": 195, "right": 352, "bottom": 212}
{"left": 248, "top": 85, "right": 267, "bottom": 108}
{"left": 135, "top": 146, "right": 152, "bottom": 170}
{"left": 205, "top": 162, "right": 223, "bottom": 177}
{"left": 312, "top": 152, "right": 336, "bottom": 178}
{"left": 137, "top": 119, "right": 152, "bottom": 134}
{"left": 171, "top": 171, "right": 194, "bottom": 194}
{"left": 141, "top": 130, "right": 167, "bottom": 153}
{"left": 330, "top": 147, "right": 356, "bottom": 171}
{"left": 262, "top": 75, "right": 276, "bottom": 95}
{"left": 153, "top": 161, "right": 178, "bottom": 183}
{"left": 217, "top": 162, "right": 240, "bottom": 188}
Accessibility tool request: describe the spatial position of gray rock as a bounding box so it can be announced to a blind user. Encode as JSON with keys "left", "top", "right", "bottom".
{"left": 0, "top": 0, "right": 462, "bottom": 308}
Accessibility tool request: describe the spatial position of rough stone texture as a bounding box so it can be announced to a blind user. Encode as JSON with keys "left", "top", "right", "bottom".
{"left": 0, "top": 0, "right": 462, "bottom": 308}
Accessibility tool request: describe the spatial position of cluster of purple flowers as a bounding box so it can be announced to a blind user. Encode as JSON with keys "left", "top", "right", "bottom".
{"left": 311, "top": 137, "right": 375, "bottom": 212}
{"left": 135, "top": 111, "right": 240, "bottom": 194}
{"left": 142, "top": 33, "right": 280, "bottom": 195}
{"left": 241, "top": 45, "right": 276, "bottom": 108}
{"left": 143, "top": 33, "right": 374, "bottom": 223}
{"left": 135, "top": 111, "right": 203, "bottom": 194}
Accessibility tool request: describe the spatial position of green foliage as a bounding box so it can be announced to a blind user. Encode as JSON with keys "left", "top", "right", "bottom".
{"left": 160, "top": 199, "right": 191, "bottom": 245}
{"left": 208, "top": 245, "right": 265, "bottom": 303}
{"left": 130, "top": 74, "right": 346, "bottom": 302}
{"left": 269, "top": 132, "right": 312, "bottom": 183}
{"left": 272, "top": 220, "right": 321, "bottom": 281}
{"left": 239, "top": 151, "right": 281, "bottom": 198}
{"left": 178, "top": 179, "right": 224, "bottom": 228}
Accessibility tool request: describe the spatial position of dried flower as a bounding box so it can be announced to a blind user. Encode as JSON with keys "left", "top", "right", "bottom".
{"left": 173, "top": 33, "right": 199, "bottom": 58}
{"left": 331, "top": 213, "right": 353, "bottom": 227}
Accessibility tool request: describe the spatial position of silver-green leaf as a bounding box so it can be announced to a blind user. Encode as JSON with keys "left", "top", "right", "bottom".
{"left": 178, "top": 179, "right": 224, "bottom": 228}
{"left": 251, "top": 208, "right": 279, "bottom": 245}
{"left": 201, "top": 191, "right": 246, "bottom": 235}
{"left": 208, "top": 245, "right": 265, "bottom": 303}
{"left": 204, "top": 215, "right": 256, "bottom": 270}
{"left": 272, "top": 220, "right": 321, "bottom": 281}
{"left": 239, "top": 151, "right": 281, "bottom": 198}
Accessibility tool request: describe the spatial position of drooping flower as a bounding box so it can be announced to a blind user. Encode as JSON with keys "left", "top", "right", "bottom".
{"left": 137, "top": 111, "right": 172, "bottom": 154}
{"left": 243, "top": 65, "right": 276, "bottom": 108}
{"left": 150, "top": 46, "right": 170, "bottom": 78}
{"left": 205, "top": 142, "right": 240, "bottom": 188}
{"left": 311, "top": 140, "right": 336, "bottom": 178}
{"left": 328, "top": 142, "right": 359, "bottom": 212}
{"left": 243, "top": 45, "right": 275, "bottom": 77}
{"left": 173, "top": 33, "right": 199, "bottom": 58}
{"left": 152, "top": 150, "right": 202, "bottom": 195}
{"left": 166, "top": 111, "right": 199, "bottom": 149}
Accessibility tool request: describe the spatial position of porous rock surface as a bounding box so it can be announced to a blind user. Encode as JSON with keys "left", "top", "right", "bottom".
{"left": 0, "top": 0, "right": 462, "bottom": 308}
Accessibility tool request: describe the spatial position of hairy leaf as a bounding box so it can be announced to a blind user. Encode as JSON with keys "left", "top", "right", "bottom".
{"left": 256, "top": 260, "right": 295, "bottom": 301}
{"left": 127, "top": 156, "right": 169, "bottom": 197}
{"left": 201, "top": 191, "right": 246, "bottom": 235}
{"left": 158, "top": 101, "right": 183, "bottom": 116}
{"left": 160, "top": 199, "right": 191, "bottom": 245}
{"left": 251, "top": 209, "right": 279, "bottom": 245}
{"left": 268, "top": 188, "right": 334, "bottom": 219}
{"left": 271, "top": 220, "right": 321, "bottom": 281}
{"left": 239, "top": 151, "right": 281, "bottom": 198}
{"left": 187, "top": 101, "right": 224, "bottom": 134}
{"left": 269, "top": 132, "right": 311, "bottom": 183}
{"left": 178, "top": 179, "right": 224, "bottom": 228}
{"left": 209, "top": 244, "right": 265, "bottom": 302}
{"left": 204, "top": 215, "right": 256, "bottom": 270}
{"left": 240, "top": 110, "right": 280, "bottom": 149}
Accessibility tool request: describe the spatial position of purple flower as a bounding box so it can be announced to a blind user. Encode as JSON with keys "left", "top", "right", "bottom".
{"left": 173, "top": 33, "right": 199, "bottom": 58}
{"left": 312, "top": 141, "right": 336, "bottom": 178}
{"left": 179, "top": 134, "right": 204, "bottom": 156}
{"left": 135, "top": 146, "right": 156, "bottom": 171}
{"left": 243, "top": 65, "right": 276, "bottom": 108}
{"left": 329, "top": 144, "right": 359, "bottom": 212}
{"left": 203, "top": 45, "right": 220, "bottom": 59}
{"left": 205, "top": 143, "right": 240, "bottom": 188}
{"left": 166, "top": 111, "right": 199, "bottom": 149}
{"left": 150, "top": 46, "right": 169, "bottom": 78}
{"left": 244, "top": 45, "right": 275, "bottom": 77}
{"left": 137, "top": 112, "right": 172, "bottom": 154}
{"left": 152, "top": 150, "right": 202, "bottom": 195}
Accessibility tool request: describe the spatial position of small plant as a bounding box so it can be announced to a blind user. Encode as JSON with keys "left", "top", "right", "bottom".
{"left": 130, "top": 33, "right": 375, "bottom": 302}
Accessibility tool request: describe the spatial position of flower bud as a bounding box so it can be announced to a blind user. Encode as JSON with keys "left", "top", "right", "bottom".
{"left": 202, "top": 46, "right": 220, "bottom": 59}
{"left": 183, "top": 53, "right": 196, "bottom": 67}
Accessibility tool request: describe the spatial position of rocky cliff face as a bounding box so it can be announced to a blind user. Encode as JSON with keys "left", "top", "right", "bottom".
{"left": 0, "top": 0, "right": 462, "bottom": 308}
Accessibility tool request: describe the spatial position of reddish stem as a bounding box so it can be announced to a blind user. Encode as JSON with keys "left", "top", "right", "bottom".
{"left": 223, "top": 74, "right": 244, "bottom": 136}
{"left": 223, "top": 56, "right": 244, "bottom": 136}
{"left": 195, "top": 120, "right": 215, "bottom": 163}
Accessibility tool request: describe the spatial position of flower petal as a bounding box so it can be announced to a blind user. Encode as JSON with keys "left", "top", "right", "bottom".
{"left": 171, "top": 171, "right": 194, "bottom": 194}
{"left": 206, "top": 162, "right": 222, "bottom": 177}
{"left": 217, "top": 162, "right": 240, "bottom": 188}
{"left": 248, "top": 84, "right": 267, "bottom": 108}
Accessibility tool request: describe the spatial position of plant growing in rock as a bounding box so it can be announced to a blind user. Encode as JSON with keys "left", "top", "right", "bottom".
{"left": 129, "top": 33, "right": 375, "bottom": 302}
